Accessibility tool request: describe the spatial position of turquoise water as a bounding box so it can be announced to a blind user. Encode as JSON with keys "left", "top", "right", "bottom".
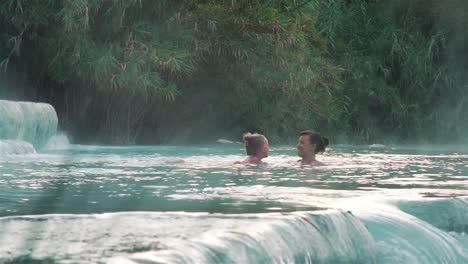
{"left": 0, "top": 143, "right": 467, "bottom": 263}
{"left": 0, "top": 100, "right": 57, "bottom": 149}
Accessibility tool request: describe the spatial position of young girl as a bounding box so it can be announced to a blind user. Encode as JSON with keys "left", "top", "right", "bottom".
{"left": 235, "top": 133, "right": 269, "bottom": 164}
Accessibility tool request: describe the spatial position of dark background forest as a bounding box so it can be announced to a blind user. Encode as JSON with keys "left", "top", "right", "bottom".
{"left": 1, "top": 0, "right": 467, "bottom": 144}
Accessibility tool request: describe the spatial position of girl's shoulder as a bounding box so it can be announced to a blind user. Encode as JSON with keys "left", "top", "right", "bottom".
{"left": 235, "top": 156, "right": 261, "bottom": 164}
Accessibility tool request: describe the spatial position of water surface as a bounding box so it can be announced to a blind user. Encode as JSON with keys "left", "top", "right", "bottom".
{"left": 0, "top": 144, "right": 467, "bottom": 263}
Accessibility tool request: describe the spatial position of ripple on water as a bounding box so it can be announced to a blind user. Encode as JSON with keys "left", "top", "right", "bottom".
{"left": 0, "top": 145, "right": 467, "bottom": 263}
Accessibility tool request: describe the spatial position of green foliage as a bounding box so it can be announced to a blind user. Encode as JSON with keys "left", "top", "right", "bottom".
{"left": 314, "top": 0, "right": 468, "bottom": 143}
{"left": 179, "top": 0, "right": 338, "bottom": 140}
{"left": 0, "top": 0, "right": 467, "bottom": 143}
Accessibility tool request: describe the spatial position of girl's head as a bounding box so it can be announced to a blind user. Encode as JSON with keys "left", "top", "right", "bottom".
{"left": 243, "top": 133, "right": 269, "bottom": 158}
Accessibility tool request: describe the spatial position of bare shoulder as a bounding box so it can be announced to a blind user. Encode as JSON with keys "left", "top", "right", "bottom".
{"left": 300, "top": 160, "right": 325, "bottom": 166}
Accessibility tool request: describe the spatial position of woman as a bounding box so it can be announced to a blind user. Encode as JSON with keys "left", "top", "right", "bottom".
{"left": 235, "top": 133, "right": 269, "bottom": 164}
{"left": 296, "top": 130, "right": 329, "bottom": 164}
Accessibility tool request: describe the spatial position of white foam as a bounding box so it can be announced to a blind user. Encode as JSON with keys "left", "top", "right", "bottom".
{"left": 0, "top": 139, "right": 36, "bottom": 155}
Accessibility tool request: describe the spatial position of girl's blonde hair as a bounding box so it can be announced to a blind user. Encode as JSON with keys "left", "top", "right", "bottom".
{"left": 243, "top": 133, "right": 267, "bottom": 156}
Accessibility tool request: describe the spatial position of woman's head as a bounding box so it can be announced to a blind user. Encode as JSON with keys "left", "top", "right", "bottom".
{"left": 243, "top": 133, "right": 269, "bottom": 158}
{"left": 297, "top": 130, "right": 329, "bottom": 157}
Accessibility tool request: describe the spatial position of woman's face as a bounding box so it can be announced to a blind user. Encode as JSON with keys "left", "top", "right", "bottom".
{"left": 297, "top": 135, "right": 315, "bottom": 157}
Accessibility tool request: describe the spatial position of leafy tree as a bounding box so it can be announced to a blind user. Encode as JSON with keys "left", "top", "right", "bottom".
{"left": 0, "top": 0, "right": 466, "bottom": 144}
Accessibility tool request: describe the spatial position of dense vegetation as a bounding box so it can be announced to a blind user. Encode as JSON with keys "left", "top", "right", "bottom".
{"left": 1, "top": 0, "right": 467, "bottom": 144}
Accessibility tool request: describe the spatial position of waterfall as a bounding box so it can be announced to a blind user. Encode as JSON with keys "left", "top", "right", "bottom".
{"left": 111, "top": 210, "right": 377, "bottom": 264}
{"left": 0, "top": 100, "right": 58, "bottom": 154}
{"left": 0, "top": 139, "right": 36, "bottom": 155}
{"left": 355, "top": 199, "right": 468, "bottom": 264}
{"left": 1, "top": 200, "right": 466, "bottom": 263}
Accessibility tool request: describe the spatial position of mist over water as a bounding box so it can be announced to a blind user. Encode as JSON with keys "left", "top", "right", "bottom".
{"left": 0, "top": 143, "right": 467, "bottom": 263}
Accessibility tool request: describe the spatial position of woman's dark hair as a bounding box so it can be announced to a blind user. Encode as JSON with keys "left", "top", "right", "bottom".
{"left": 243, "top": 133, "right": 267, "bottom": 156}
{"left": 300, "top": 130, "right": 329, "bottom": 153}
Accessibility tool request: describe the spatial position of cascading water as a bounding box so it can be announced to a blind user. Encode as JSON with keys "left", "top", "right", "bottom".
{"left": 0, "top": 211, "right": 377, "bottom": 264}
{"left": 349, "top": 200, "right": 468, "bottom": 264}
{"left": 0, "top": 100, "right": 58, "bottom": 154}
{"left": 0, "top": 139, "right": 36, "bottom": 155}
{"left": 110, "top": 210, "right": 376, "bottom": 264}
{"left": 0, "top": 122, "right": 467, "bottom": 263}
{"left": 398, "top": 198, "right": 468, "bottom": 233}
